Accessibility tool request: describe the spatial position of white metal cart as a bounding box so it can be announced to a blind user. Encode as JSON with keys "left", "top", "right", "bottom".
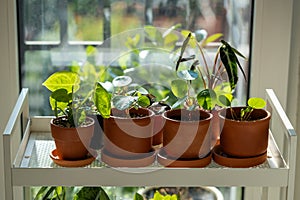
{"left": 3, "top": 88, "right": 297, "bottom": 200}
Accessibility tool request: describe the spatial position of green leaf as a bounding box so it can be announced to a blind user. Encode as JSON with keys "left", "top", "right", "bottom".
{"left": 197, "top": 89, "right": 217, "bottom": 110}
{"left": 42, "top": 71, "right": 80, "bottom": 93}
{"left": 202, "top": 33, "right": 223, "bottom": 46}
{"left": 248, "top": 97, "right": 266, "bottom": 109}
{"left": 134, "top": 193, "right": 144, "bottom": 200}
{"left": 144, "top": 25, "right": 164, "bottom": 45}
{"left": 49, "top": 96, "right": 69, "bottom": 111}
{"left": 177, "top": 70, "right": 198, "bottom": 81}
{"left": 171, "top": 79, "right": 188, "bottom": 98}
{"left": 51, "top": 89, "right": 71, "bottom": 102}
{"left": 220, "top": 40, "right": 247, "bottom": 90}
{"left": 112, "top": 76, "right": 132, "bottom": 87}
{"left": 74, "top": 187, "right": 109, "bottom": 200}
{"left": 94, "top": 83, "right": 112, "bottom": 118}
{"left": 86, "top": 45, "right": 97, "bottom": 56}
{"left": 137, "top": 95, "right": 150, "bottom": 107}
{"left": 164, "top": 33, "right": 179, "bottom": 48}
{"left": 113, "top": 95, "right": 136, "bottom": 110}
{"left": 218, "top": 94, "right": 232, "bottom": 106}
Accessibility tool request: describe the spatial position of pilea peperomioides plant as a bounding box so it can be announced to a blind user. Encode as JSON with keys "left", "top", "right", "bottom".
{"left": 230, "top": 97, "right": 267, "bottom": 121}
{"left": 94, "top": 75, "right": 152, "bottom": 118}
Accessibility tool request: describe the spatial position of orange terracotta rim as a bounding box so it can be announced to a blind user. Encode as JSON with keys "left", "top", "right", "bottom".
{"left": 157, "top": 150, "right": 212, "bottom": 168}
{"left": 50, "top": 149, "right": 95, "bottom": 167}
{"left": 212, "top": 145, "right": 267, "bottom": 168}
{"left": 101, "top": 149, "right": 156, "bottom": 167}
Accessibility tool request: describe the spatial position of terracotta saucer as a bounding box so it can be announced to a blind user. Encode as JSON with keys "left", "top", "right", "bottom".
{"left": 157, "top": 150, "right": 212, "bottom": 168}
{"left": 212, "top": 145, "right": 267, "bottom": 168}
{"left": 50, "top": 149, "right": 95, "bottom": 167}
{"left": 101, "top": 149, "right": 156, "bottom": 167}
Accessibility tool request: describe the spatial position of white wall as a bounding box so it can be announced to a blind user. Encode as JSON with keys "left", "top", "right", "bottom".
{"left": 250, "top": 0, "right": 293, "bottom": 108}
{"left": 287, "top": 0, "right": 300, "bottom": 199}
{"left": 0, "top": 0, "right": 20, "bottom": 199}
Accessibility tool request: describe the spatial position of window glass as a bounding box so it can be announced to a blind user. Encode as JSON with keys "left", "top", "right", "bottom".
{"left": 19, "top": 1, "right": 252, "bottom": 199}
{"left": 20, "top": 0, "right": 252, "bottom": 117}
{"left": 23, "top": 0, "right": 60, "bottom": 42}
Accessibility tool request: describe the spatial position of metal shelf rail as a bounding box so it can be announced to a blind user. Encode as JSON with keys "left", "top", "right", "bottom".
{"left": 3, "top": 88, "right": 297, "bottom": 200}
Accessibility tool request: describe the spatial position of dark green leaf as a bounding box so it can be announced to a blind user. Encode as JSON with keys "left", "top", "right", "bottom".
{"left": 134, "top": 193, "right": 144, "bottom": 200}
{"left": 220, "top": 40, "right": 247, "bottom": 90}
{"left": 176, "top": 33, "right": 192, "bottom": 71}
{"left": 218, "top": 94, "right": 232, "bottom": 106}
{"left": 197, "top": 89, "right": 217, "bottom": 110}
{"left": 51, "top": 88, "right": 71, "bottom": 102}
{"left": 74, "top": 187, "right": 109, "bottom": 200}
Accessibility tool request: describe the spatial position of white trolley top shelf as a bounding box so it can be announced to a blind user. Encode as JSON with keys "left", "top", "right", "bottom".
{"left": 3, "top": 88, "right": 297, "bottom": 199}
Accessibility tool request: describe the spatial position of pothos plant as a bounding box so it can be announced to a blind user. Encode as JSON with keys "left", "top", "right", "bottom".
{"left": 42, "top": 71, "right": 86, "bottom": 127}
{"left": 172, "top": 31, "right": 247, "bottom": 111}
{"left": 42, "top": 71, "right": 112, "bottom": 127}
{"left": 94, "top": 75, "right": 152, "bottom": 118}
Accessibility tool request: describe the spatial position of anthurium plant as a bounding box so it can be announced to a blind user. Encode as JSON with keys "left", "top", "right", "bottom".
{"left": 172, "top": 31, "right": 247, "bottom": 111}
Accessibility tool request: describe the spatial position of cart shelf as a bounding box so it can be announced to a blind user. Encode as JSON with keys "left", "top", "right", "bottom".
{"left": 3, "top": 88, "right": 297, "bottom": 199}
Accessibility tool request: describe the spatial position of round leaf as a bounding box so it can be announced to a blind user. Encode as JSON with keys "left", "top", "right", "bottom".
{"left": 248, "top": 97, "right": 266, "bottom": 109}
{"left": 112, "top": 96, "right": 136, "bottom": 110}
{"left": 112, "top": 76, "right": 132, "bottom": 87}
{"left": 171, "top": 79, "right": 188, "bottom": 98}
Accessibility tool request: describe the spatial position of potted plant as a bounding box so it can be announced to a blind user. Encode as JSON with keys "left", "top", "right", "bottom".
{"left": 213, "top": 97, "right": 271, "bottom": 168}
{"left": 69, "top": 45, "right": 113, "bottom": 150}
{"left": 160, "top": 75, "right": 213, "bottom": 167}
{"left": 174, "top": 31, "right": 247, "bottom": 147}
{"left": 94, "top": 75, "right": 156, "bottom": 167}
{"left": 42, "top": 71, "right": 110, "bottom": 167}
{"left": 158, "top": 31, "right": 247, "bottom": 167}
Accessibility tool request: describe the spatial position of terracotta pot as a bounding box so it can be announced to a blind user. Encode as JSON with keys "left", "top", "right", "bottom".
{"left": 219, "top": 107, "right": 271, "bottom": 157}
{"left": 103, "top": 108, "right": 155, "bottom": 158}
{"left": 162, "top": 109, "right": 213, "bottom": 159}
{"left": 50, "top": 117, "right": 95, "bottom": 160}
{"left": 89, "top": 114, "right": 104, "bottom": 150}
{"left": 152, "top": 115, "right": 164, "bottom": 146}
{"left": 209, "top": 109, "right": 221, "bottom": 147}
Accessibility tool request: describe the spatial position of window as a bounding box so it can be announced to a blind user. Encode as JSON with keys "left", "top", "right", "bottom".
{"left": 19, "top": 0, "right": 253, "bottom": 116}
{"left": 18, "top": 0, "right": 253, "bottom": 199}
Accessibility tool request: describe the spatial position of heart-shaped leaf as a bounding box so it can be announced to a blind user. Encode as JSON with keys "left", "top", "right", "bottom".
{"left": 42, "top": 71, "right": 80, "bottom": 93}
